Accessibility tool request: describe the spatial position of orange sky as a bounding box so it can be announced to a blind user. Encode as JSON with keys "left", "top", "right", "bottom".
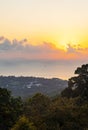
{"left": 0, "top": 0, "right": 88, "bottom": 50}
{"left": 0, "top": 0, "right": 88, "bottom": 79}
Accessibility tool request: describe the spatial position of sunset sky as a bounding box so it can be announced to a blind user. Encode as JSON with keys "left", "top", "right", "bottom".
{"left": 0, "top": 0, "right": 88, "bottom": 79}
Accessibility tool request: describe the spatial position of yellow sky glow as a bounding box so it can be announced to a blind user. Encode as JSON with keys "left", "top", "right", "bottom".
{"left": 0, "top": 0, "right": 88, "bottom": 50}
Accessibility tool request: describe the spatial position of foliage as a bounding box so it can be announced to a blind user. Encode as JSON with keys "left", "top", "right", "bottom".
{"left": 0, "top": 88, "right": 23, "bottom": 130}
{"left": 23, "top": 93, "right": 88, "bottom": 130}
{"left": 61, "top": 64, "right": 88, "bottom": 100}
{"left": 1, "top": 64, "right": 88, "bottom": 130}
{"left": 24, "top": 93, "right": 51, "bottom": 129}
{"left": 11, "top": 116, "right": 36, "bottom": 130}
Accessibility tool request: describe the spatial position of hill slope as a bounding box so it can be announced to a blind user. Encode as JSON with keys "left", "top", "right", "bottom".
{"left": 0, "top": 76, "right": 68, "bottom": 98}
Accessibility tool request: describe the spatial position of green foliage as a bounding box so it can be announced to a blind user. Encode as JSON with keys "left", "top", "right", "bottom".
{"left": 11, "top": 116, "right": 36, "bottom": 130}
{"left": 1, "top": 88, "right": 88, "bottom": 130}
{"left": 0, "top": 87, "right": 11, "bottom": 105}
{"left": 1, "top": 63, "right": 88, "bottom": 130}
{"left": 0, "top": 88, "right": 23, "bottom": 130}
{"left": 24, "top": 93, "right": 51, "bottom": 129}
{"left": 23, "top": 93, "right": 88, "bottom": 130}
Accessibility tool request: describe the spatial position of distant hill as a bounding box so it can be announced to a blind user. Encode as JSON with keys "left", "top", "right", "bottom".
{"left": 0, "top": 76, "right": 68, "bottom": 98}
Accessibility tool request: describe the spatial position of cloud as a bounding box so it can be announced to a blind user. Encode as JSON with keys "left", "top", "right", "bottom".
{"left": 67, "top": 44, "right": 78, "bottom": 53}
{"left": 0, "top": 37, "right": 88, "bottom": 79}
{"left": 0, "top": 36, "right": 88, "bottom": 61}
{"left": 0, "top": 36, "right": 4, "bottom": 41}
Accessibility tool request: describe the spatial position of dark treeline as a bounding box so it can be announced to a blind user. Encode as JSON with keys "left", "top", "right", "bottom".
{"left": 0, "top": 64, "right": 88, "bottom": 130}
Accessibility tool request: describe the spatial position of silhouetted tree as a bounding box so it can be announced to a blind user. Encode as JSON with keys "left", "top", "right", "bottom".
{"left": 62, "top": 64, "right": 88, "bottom": 100}
{"left": 0, "top": 88, "right": 23, "bottom": 130}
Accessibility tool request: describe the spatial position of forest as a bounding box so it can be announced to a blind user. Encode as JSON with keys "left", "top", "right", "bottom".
{"left": 0, "top": 64, "right": 88, "bottom": 130}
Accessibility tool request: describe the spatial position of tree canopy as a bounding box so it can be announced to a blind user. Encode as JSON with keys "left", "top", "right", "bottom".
{"left": 1, "top": 64, "right": 88, "bottom": 130}
{"left": 61, "top": 64, "right": 88, "bottom": 100}
{"left": 0, "top": 88, "right": 23, "bottom": 130}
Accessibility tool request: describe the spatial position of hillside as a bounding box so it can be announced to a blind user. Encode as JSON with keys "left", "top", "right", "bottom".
{"left": 0, "top": 76, "right": 67, "bottom": 98}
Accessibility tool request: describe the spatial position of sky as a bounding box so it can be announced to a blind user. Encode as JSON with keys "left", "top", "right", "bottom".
{"left": 0, "top": 0, "right": 88, "bottom": 79}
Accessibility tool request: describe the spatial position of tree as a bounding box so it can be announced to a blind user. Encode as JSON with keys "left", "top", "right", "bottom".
{"left": 61, "top": 64, "right": 88, "bottom": 100}
{"left": 11, "top": 116, "right": 36, "bottom": 130}
{"left": 0, "top": 87, "right": 23, "bottom": 130}
{"left": 24, "top": 93, "right": 51, "bottom": 129}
